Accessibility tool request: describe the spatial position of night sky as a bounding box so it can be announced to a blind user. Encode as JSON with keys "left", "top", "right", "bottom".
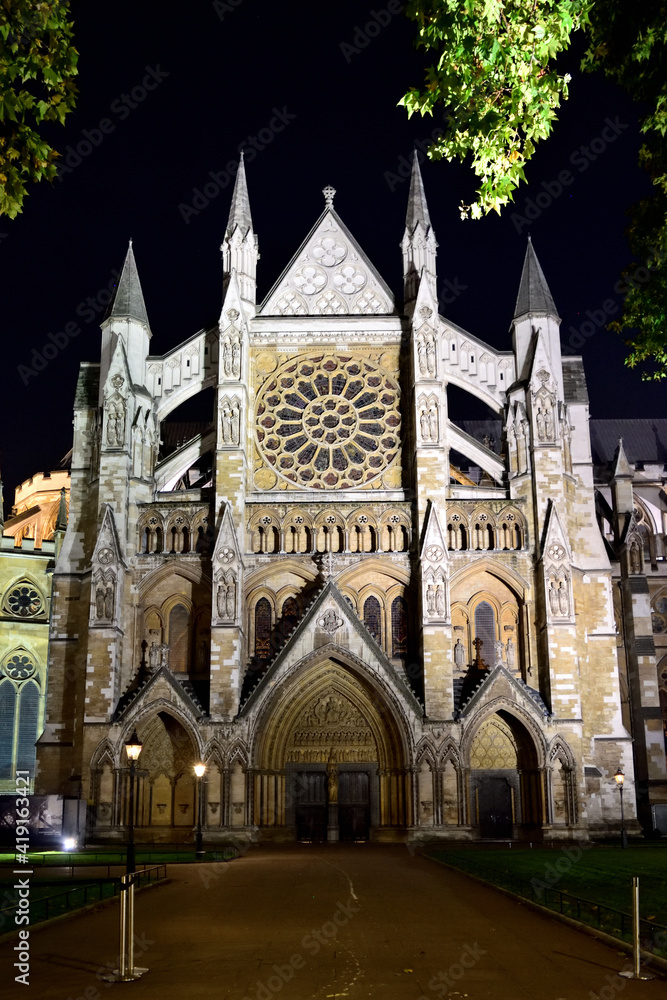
{"left": 1, "top": 0, "right": 665, "bottom": 517}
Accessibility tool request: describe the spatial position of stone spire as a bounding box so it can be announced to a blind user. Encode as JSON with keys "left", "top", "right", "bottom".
{"left": 226, "top": 151, "right": 253, "bottom": 237}
{"left": 108, "top": 241, "right": 150, "bottom": 327}
{"left": 514, "top": 236, "right": 558, "bottom": 320}
{"left": 55, "top": 486, "right": 68, "bottom": 532}
{"left": 612, "top": 438, "right": 633, "bottom": 480}
{"left": 402, "top": 151, "right": 437, "bottom": 307}
{"left": 405, "top": 150, "right": 432, "bottom": 233}
{"left": 222, "top": 151, "right": 258, "bottom": 306}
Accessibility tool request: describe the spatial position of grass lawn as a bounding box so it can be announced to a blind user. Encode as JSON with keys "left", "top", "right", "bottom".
{"left": 425, "top": 845, "right": 667, "bottom": 925}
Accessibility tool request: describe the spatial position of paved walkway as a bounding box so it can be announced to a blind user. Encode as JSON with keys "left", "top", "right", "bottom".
{"left": 1, "top": 844, "right": 665, "bottom": 999}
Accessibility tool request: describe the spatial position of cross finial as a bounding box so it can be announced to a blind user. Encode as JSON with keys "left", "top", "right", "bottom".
{"left": 323, "top": 185, "right": 336, "bottom": 209}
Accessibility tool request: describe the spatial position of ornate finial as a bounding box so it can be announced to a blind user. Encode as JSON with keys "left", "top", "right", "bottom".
{"left": 325, "top": 549, "right": 333, "bottom": 579}
{"left": 323, "top": 185, "right": 336, "bottom": 209}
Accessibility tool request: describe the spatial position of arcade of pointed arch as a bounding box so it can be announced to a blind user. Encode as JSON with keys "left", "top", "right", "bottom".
{"left": 445, "top": 503, "right": 526, "bottom": 553}
{"left": 247, "top": 504, "right": 412, "bottom": 555}
{"left": 450, "top": 577, "right": 522, "bottom": 676}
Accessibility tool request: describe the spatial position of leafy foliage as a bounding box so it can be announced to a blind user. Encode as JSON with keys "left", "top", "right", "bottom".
{"left": 0, "top": 0, "right": 78, "bottom": 219}
{"left": 583, "top": 1, "right": 667, "bottom": 378}
{"left": 400, "top": 0, "right": 592, "bottom": 218}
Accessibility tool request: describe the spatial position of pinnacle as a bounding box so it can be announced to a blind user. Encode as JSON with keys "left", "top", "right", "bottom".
{"left": 108, "top": 242, "right": 150, "bottom": 326}
{"left": 514, "top": 238, "right": 558, "bottom": 320}
{"left": 405, "top": 150, "right": 432, "bottom": 233}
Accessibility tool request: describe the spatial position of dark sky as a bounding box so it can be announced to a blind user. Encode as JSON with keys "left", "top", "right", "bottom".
{"left": 1, "top": 0, "right": 665, "bottom": 515}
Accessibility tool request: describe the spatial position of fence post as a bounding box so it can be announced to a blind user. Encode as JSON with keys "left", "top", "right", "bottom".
{"left": 619, "top": 877, "right": 654, "bottom": 981}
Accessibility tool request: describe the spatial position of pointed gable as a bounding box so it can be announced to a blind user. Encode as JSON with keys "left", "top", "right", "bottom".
{"left": 540, "top": 500, "right": 572, "bottom": 564}
{"left": 260, "top": 191, "right": 395, "bottom": 317}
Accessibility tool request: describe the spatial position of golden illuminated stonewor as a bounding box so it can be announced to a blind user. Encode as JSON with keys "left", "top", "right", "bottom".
{"left": 255, "top": 352, "right": 401, "bottom": 490}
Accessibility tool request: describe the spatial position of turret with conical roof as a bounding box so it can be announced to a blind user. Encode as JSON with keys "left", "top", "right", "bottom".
{"left": 99, "top": 241, "right": 151, "bottom": 401}
{"left": 512, "top": 237, "right": 562, "bottom": 385}
{"left": 221, "top": 152, "right": 258, "bottom": 308}
{"left": 401, "top": 151, "right": 437, "bottom": 308}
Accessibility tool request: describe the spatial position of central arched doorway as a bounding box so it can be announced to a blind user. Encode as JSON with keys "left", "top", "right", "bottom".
{"left": 252, "top": 657, "right": 411, "bottom": 841}
{"left": 468, "top": 710, "right": 543, "bottom": 840}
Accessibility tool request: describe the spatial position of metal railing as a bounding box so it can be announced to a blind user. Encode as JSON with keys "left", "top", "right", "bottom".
{"left": 0, "top": 864, "right": 167, "bottom": 927}
{"left": 0, "top": 847, "right": 238, "bottom": 867}
{"left": 427, "top": 851, "right": 667, "bottom": 957}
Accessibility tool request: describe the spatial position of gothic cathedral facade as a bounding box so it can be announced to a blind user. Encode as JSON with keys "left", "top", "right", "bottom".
{"left": 36, "top": 155, "right": 666, "bottom": 844}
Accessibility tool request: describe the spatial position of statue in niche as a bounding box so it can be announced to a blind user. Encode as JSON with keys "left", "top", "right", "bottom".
{"left": 454, "top": 638, "right": 465, "bottom": 669}
{"left": 223, "top": 339, "right": 232, "bottom": 377}
{"left": 231, "top": 402, "right": 240, "bottom": 445}
{"left": 221, "top": 405, "right": 232, "bottom": 443}
{"left": 327, "top": 752, "right": 338, "bottom": 804}
{"left": 548, "top": 577, "right": 560, "bottom": 616}
{"left": 426, "top": 584, "right": 436, "bottom": 615}
{"left": 106, "top": 396, "right": 126, "bottom": 447}
{"left": 629, "top": 538, "right": 642, "bottom": 574}
{"left": 557, "top": 577, "right": 569, "bottom": 616}
{"left": 148, "top": 642, "right": 161, "bottom": 672}
{"left": 426, "top": 333, "right": 436, "bottom": 376}
{"left": 494, "top": 639, "right": 505, "bottom": 666}
{"left": 536, "top": 407, "right": 546, "bottom": 441}
{"left": 420, "top": 409, "right": 430, "bottom": 440}
{"left": 225, "top": 577, "right": 236, "bottom": 619}
{"left": 506, "top": 637, "right": 515, "bottom": 669}
{"left": 435, "top": 586, "right": 445, "bottom": 616}
{"left": 417, "top": 337, "right": 427, "bottom": 376}
{"left": 544, "top": 400, "right": 554, "bottom": 439}
{"left": 232, "top": 340, "right": 241, "bottom": 378}
{"left": 95, "top": 585, "right": 105, "bottom": 619}
{"left": 104, "top": 585, "right": 115, "bottom": 619}
{"left": 216, "top": 581, "right": 227, "bottom": 619}
{"left": 428, "top": 407, "right": 438, "bottom": 440}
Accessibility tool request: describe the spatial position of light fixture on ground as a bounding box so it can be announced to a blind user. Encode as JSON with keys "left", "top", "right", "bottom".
{"left": 194, "top": 762, "right": 206, "bottom": 859}
{"left": 614, "top": 767, "right": 628, "bottom": 849}
{"left": 125, "top": 730, "right": 143, "bottom": 874}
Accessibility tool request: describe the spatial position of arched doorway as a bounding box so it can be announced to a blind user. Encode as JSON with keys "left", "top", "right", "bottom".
{"left": 117, "top": 712, "right": 198, "bottom": 838}
{"left": 252, "top": 658, "right": 411, "bottom": 841}
{"left": 468, "top": 710, "right": 543, "bottom": 840}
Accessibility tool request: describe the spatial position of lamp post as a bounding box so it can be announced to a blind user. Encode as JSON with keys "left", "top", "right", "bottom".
{"left": 194, "top": 762, "right": 206, "bottom": 859}
{"left": 614, "top": 767, "right": 628, "bottom": 849}
{"left": 125, "top": 730, "right": 143, "bottom": 874}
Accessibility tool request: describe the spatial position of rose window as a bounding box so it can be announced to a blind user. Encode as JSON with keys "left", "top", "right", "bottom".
{"left": 7, "top": 585, "right": 43, "bottom": 618}
{"left": 5, "top": 654, "right": 35, "bottom": 680}
{"left": 255, "top": 353, "right": 401, "bottom": 490}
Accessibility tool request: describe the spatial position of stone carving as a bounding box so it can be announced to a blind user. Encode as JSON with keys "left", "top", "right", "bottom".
{"left": 494, "top": 639, "right": 505, "bottom": 667}
{"left": 454, "top": 638, "right": 465, "bottom": 669}
{"left": 629, "top": 536, "right": 642, "bottom": 574}
{"left": 312, "top": 235, "right": 346, "bottom": 266}
{"left": 221, "top": 397, "right": 240, "bottom": 445}
{"left": 506, "top": 637, "right": 515, "bottom": 669}
{"left": 105, "top": 389, "right": 126, "bottom": 447}
{"left": 333, "top": 265, "right": 366, "bottom": 295}
{"left": 216, "top": 572, "right": 237, "bottom": 621}
{"left": 317, "top": 609, "right": 344, "bottom": 635}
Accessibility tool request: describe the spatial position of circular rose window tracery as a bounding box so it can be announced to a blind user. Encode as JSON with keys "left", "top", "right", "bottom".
{"left": 6, "top": 584, "right": 43, "bottom": 618}
{"left": 256, "top": 353, "right": 401, "bottom": 490}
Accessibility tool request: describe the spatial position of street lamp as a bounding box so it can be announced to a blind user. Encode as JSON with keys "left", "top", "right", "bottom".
{"left": 194, "top": 762, "right": 206, "bottom": 859}
{"left": 614, "top": 767, "right": 628, "bottom": 849}
{"left": 125, "top": 730, "right": 143, "bottom": 874}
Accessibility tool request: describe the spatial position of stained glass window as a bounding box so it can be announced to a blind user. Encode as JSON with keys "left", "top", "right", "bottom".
{"left": 17, "top": 681, "right": 39, "bottom": 773}
{"left": 255, "top": 598, "right": 272, "bottom": 660}
{"left": 474, "top": 601, "right": 496, "bottom": 668}
{"left": 364, "top": 596, "right": 382, "bottom": 646}
{"left": 391, "top": 596, "right": 408, "bottom": 658}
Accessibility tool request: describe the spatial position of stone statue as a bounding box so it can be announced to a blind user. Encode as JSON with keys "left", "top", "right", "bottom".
{"left": 223, "top": 338, "right": 232, "bottom": 377}
{"left": 536, "top": 408, "right": 546, "bottom": 441}
{"left": 417, "top": 337, "right": 427, "bottom": 376}
{"left": 232, "top": 340, "right": 241, "bottom": 378}
{"left": 544, "top": 403, "right": 554, "bottom": 439}
{"left": 426, "top": 333, "right": 436, "bottom": 376}
{"left": 454, "top": 638, "right": 465, "bottom": 669}
{"left": 549, "top": 578, "right": 560, "bottom": 616}
{"left": 629, "top": 539, "right": 642, "bottom": 574}
{"left": 426, "top": 585, "right": 436, "bottom": 615}
{"left": 435, "top": 586, "right": 445, "bottom": 616}
{"left": 225, "top": 577, "right": 236, "bottom": 619}
{"left": 216, "top": 582, "right": 227, "bottom": 619}
{"left": 495, "top": 639, "right": 505, "bottom": 666}
{"left": 104, "top": 585, "right": 114, "bottom": 619}
{"left": 420, "top": 409, "right": 430, "bottom": 440}
{"left": 428, "top": 407, "right": 438, "bottom": 441}
{"left": 148, "top": 642, "right": 161, "bottom": 671}
{"left": 506, "top": 637, "right": 515, "bottom": 669}
{"left": 327, "top": 758, "right": 338, "bottom": 803}
{"left": 231, "top": 402, "right": 240, "bottom": 445}
{"left": 95, "top": 586, "right": 105, "bottom": 619}
{"left": 558, "top": 577, "right": 569, "bottom": 616}
{"left": 222, "top": 406, "right": 232, "bottom": 444}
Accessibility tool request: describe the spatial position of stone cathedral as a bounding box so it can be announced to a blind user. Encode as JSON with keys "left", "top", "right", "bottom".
{"left": 35, "top": 155, "right": 667, "bottom": 845}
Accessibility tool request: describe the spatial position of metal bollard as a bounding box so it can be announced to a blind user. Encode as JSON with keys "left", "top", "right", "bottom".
{"left": 619, "top": 877, "right": 654, "bottom": 981}
{"left": 101, "top": 873, "right": 148, "bottom": 982}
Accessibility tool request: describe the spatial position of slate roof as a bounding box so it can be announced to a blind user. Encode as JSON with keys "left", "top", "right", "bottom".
{"left": 562, "top": 357, "right": 589, "bottom": 404}
{"left": 514, "top": 237, "right": 558, "bottom": 319}
{"left": 74, "top": 363, "right": 100, "bottom": 408}
{"left": 107, "top": 242, "right": 150, "bottom": 326}
{"left": 589, "top": 419, "right": 667, "bottom": 466}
